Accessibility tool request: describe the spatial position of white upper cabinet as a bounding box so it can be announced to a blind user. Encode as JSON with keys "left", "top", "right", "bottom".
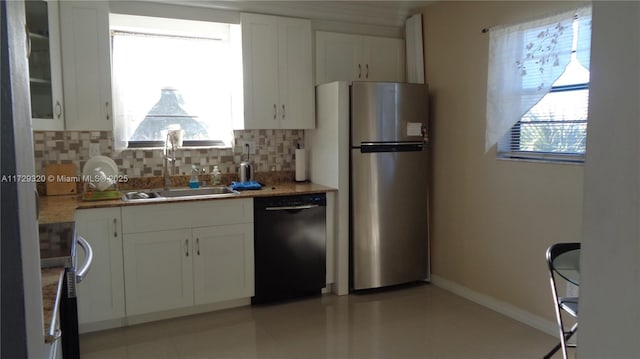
{"left": 26, "top": 0, "right": 65, "bottom": 131}
{"left": 277, "top": 17, "right": 314, "bottom": 129}
{"left": 59, "top": 1, "right": 112, "bottom": 131}
{"left": 315, "top": 31, "right": 406, "bottom": 85}
{"left": 240, "top": 13, "right": 314, "bottom": 129}
{"left": 361, "top": 36, "right": 406, "bottom": 82}
{"left": 240, "top": 14, "right": 279, "bottom": 130}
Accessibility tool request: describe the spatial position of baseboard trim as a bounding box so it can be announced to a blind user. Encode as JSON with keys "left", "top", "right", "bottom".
{"left": 80, "top": 298, "right": 251, "bottom": 333}
{"left": 430, "top": 274, "right": 557, "bottom": 336}
{"left": 125, "top": 298, "right": 251, "bottom": 326}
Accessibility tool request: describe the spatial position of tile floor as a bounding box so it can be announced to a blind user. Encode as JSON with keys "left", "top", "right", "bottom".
{"left": 80, "top": 284, "right": 573, "bottom": 359}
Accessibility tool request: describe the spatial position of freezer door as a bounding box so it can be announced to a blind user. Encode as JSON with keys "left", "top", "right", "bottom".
{"left": 351, "top": 82, "right": 429, "bottom": 145}
{"left": 351, "top": 147, "right": 429, "bottom": 290}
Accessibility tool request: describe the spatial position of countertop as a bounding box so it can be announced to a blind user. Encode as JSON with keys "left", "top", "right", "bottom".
{"left": 39, "top": 182, "right": 336, "bottom": 224}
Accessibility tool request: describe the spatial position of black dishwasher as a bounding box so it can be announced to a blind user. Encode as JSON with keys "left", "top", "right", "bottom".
{"left": 252, "top": 193, "right": 326, "bottom": 304}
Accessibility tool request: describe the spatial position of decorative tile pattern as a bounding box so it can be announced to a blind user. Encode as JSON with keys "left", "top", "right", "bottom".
{"left": 33, "top": 130, "right": 304, "bottom": 178}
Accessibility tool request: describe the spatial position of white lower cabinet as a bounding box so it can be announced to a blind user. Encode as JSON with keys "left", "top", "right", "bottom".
{"left": 74, "top": 207, "right": 125, "bottom": 330}
{"left": 193, "top": 224, "right": 254, "bottom": 305}
{"left": 193, "top": 223, "right": 254, "bottom": 304}
{"left": 121, "top": 199, "right": 254, "bottom": 317}
{"left": 123, "top": 229, "right": 194, "bottom": 315}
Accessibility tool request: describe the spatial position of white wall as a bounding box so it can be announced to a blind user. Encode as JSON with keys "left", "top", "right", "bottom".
{"left": 421, "top": 1, "right": 586, "bottom": 328}
{"left": 579, "top": 2, "right": 640, "bottom": 357}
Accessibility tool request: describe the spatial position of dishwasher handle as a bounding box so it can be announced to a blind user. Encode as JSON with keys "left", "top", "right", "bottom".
{"left": 75, "top": 235, "right": 93, "bottom": 283}
{"left": 265, "top": 204, "right": 320, "bottom": 211}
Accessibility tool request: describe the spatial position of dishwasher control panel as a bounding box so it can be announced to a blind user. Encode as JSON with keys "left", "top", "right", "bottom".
{"left": 254, "top": 193, "right": 326, "bottom": 208}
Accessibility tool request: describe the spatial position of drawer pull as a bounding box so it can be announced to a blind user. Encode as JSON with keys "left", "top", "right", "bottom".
{"left": 266, "top": 204, "right": 319, "bottom": 211}
{"left": 185, "top": 239, "right": 189, "bottom": 257}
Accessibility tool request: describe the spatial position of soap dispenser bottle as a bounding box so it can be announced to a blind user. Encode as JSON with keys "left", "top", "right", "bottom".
{"left": 212, "top": 165, "right": 222, "bottom": 186}
{"left": 189, "top": 165, "right": 200, "bottom": 188}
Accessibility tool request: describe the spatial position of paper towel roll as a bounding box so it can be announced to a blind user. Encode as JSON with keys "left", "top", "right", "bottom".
{"left": 295, "top": 148, "right": 307, "bottom": 181}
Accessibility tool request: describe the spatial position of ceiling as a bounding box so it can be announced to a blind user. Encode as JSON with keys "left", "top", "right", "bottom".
{"left": 164, "top": 1, "right": 434, "bottom": 28}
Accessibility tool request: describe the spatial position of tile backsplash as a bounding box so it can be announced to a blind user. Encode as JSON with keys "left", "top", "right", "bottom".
{"left": 33, "top": 130, "right": 304, "bottom": 177}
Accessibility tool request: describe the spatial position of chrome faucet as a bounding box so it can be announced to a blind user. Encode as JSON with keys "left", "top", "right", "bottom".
{"left": 163, "top": 131, "right": 180, "bottom": 190}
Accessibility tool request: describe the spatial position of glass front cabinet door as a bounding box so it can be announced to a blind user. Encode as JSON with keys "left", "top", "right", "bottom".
{"left": 26, "top": 0, "right": 64, "bottom": 130}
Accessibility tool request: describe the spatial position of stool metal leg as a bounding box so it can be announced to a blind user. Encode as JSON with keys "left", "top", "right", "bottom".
{"left": 544, "top": 323, "right": 577, "bottom": 359}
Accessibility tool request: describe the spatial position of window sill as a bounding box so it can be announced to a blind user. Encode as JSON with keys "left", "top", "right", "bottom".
{"left": 497, "top": 151, "right": 584, "bottom": 165}
{"left": 122, "top": 144, "right": 232, "bottom": 151}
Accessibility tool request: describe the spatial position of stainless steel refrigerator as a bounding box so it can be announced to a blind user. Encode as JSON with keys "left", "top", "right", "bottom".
{"left": 350, "top": 81, "right": 430, "bottom": 291}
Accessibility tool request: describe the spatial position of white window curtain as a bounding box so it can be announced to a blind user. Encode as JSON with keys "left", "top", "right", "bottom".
{"left": 485, "top": 6, "right": 592, "bottom": 152}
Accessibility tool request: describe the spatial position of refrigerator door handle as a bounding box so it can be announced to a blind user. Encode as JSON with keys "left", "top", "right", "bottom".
{"left": 359, "top": 142, "right": 424, "bottom": 153}
{"left": 360, "top": 141, "right": 424, "bottom": 147}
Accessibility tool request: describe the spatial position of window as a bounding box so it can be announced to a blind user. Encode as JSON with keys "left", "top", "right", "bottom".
{"left": 499, "top": 16, "right": 590, "bottom": 162}
{"left": 486, "top": 7, "right": 591, "bottom": 162}
{"left": 110, "top": 14, "right": 242, "bottom": 150}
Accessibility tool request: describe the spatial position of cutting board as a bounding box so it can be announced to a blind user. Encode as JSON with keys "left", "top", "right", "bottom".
{"left": 45, "top": 163, "right": 78, "bottom": 195}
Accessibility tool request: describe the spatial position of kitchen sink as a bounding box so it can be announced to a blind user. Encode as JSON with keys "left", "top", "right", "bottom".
{"left": 122, "top": 187, "right": 239, "bottom": 202}
{"left": 122, "top": 191, "right": 164, "bottom": 201}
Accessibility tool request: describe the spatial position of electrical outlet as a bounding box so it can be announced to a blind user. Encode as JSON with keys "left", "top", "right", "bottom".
{"left": 89, "top": 143, "right": 101, "bottom": 157}
{"left": 243, "top": 140, "right": 256, "bottom": 155}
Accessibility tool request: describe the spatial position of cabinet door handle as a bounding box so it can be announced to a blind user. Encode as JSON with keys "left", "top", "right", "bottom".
{"left": 113, "top": 218, "right": 118, "bottom": 237}
{"left": 365, "top": 64, "right": 369, "bottom": 79}
{"left": 55, "top": 101, "right": 62, "bottom": 119}
{"left": 105, "top": 101, "right": 110, "bottom": 121}
{"left": 281, "top": 104, "right": 285, "bottom": 120}
{"left": 273, "top": 104, "right": 277, "bottom": 120}
{"left": 196, "top": 237, "right": 200, "bottom": 255}
{"left": 358, "top": 64, "right": 362, "bottom": 79}
{"left": 185, "top": 239, "right": 189, "bottom": 257}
